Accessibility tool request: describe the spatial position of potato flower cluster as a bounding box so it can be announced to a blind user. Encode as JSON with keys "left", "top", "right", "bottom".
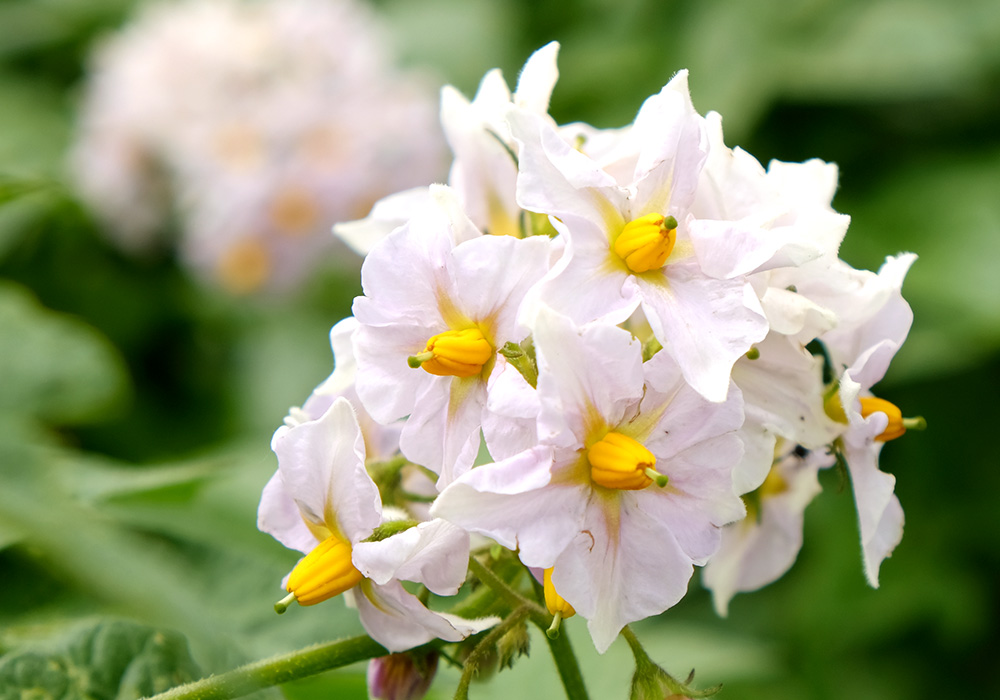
{"left": 70, "top": 0, "right": 444, "bottom": 294}
{"left": 259, "top": 43, "right": 921, "bottom": 661}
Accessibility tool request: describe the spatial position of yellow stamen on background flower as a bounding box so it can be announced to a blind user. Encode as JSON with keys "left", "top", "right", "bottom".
{"left": 270, "top": 187, "right": 320, "bottom": 237}
{"left": 588, "top": 431, "right": 667, "bottom": 490}
{"left": 613, "top": 213, "right": 678, "bottom": 273}
{"left": 759, "top": 466, "right": 788, "bottom": 499}
{"left": 217, "top": 238, "right": 271, "bottom": 294}
{"left": 544, "top": 567, "right": 575, "bottom": 638}
{"left": 275, "top": 534, "right": 363, "bottom": 612}
{"left": 824, "top": 392, "right": 925, "bottom": 442}
{"left": 408, "top": 328, "right": 493, "bottom": 378}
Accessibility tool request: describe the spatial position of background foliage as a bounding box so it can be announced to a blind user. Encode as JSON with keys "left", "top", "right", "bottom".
{"left": 0, "top": 0, "right": 997, "bottom": 698}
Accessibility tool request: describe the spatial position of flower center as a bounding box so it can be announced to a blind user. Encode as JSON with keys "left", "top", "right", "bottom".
{"left": 408, "top": 327, "right": 493, "bottom": 378}
{"left": 280, "top": 534, "right": 363, "bottom": 610}
{"left": 613, "top": 213, "right": 678, "bottom": 273}
{"left": 587, "top": 431, "right": 668, "bottom": 490}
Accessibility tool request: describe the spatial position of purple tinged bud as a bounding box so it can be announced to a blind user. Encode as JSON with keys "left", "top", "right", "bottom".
{"left": 367, "top": 651, "right": 439, "bottom": 700}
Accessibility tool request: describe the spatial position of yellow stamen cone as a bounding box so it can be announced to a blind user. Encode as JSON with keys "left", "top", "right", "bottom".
{"left": 588, "top": 432, "right": 666, "bottom": 490}
{"left": 544, "top": 567, "right": 574, "bottom": 638}
{"left": 825, "top": 392, "right": 924, "bottom": 443}
{"left": 613, "top": 213, "right": 677, "bottom": 273}
{"left": 280, "top": 534, "right": 363, "bottom": 610}
{"left": 408, "top": 327, "right": 493, "bottom": 378}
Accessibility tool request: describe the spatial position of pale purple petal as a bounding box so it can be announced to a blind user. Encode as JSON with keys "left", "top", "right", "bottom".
{"left": 431, "top": 446, "right": 589, "bottom": 568}
{"left": 399, "top": 376, "right": 486, "bottom": 486}
{"left": 353, "top": 519, "right": 470, "bottom": 596}
{"left": 533, "top": 307, "right": 645, "bottom": 446}
{"left": 553, "top": 494, "right": 694, "bottom": 654}
{"left": 354, "top": 580, "right": 497, "bottom": 653}
{"left": 332, "top": 186, "right": 434, "bottom": 257}
{"left": 636, "top": 264, "right": 767, "bottom": 402}
{"left": 508, "top": 109, "right": 626, "bottom": 226}
{"left": 703, "top": 457, "right": 823, "bottom": 615}
{"left": 271, "top": 397, "right": 382, "bottom": 543}
{"left": 257, "top": 470, "right": 318, "bottom": 555}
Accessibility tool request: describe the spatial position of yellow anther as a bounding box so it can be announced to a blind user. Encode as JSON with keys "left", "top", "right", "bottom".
{"left": 860, "top": 397, "right": 910, "bottom": 442}
{"left": 613, "top": 213, "right": 678, "bottom": 273}
{"left": 825, "top": 392, "right": 924, "bottom": 442}
{"left": 543, "top": 568, "right": 576, "bottom": 619}
{"left": 759, "top": 466, "right": 788, "bottom": 499}
{"left": 278, "top": 534, "right": 363, "bottom": 611}
{"left": 544, "top": 567, "right": 574, "bottom": 639}
{"left": 408, "top": 328, "right": 493, "bottom": 378}
{"left": 588, "top": 431, "right": 666, "bottom": 490}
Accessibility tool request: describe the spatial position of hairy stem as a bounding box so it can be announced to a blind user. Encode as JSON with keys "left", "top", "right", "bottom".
{"left": 142, "top": 635, "right": 387, "bottom": 700}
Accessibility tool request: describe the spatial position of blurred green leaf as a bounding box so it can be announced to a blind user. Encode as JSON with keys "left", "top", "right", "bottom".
{"left": 0, "top": 72, "right": 72, "bottom": 179}
{"left": 0, "top": 619, "right": 200, "bottom": 700}
{"left": 840, "top": 148, "right": 1000, "bottom": 380}
{"left": 0, "top": 280, "right": 129, "bottom": 424}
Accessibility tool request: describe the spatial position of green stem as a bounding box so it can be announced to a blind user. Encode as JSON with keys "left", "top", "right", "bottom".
{"left": 543, "top": 620, "right": 590, "bottom": 700}
{"left": 467, "top": 557, "right": 589, "bottom": 700}
{"left": 466, "top": 556, "right": 547, "bottom": 624}
{"left": 142, "top": 635, "right": 387, "bottom": 700}
{"left": 453, "top": 607, "right": 530, "bottom": 700}
{"left": 620, "top": 626, "right": 721, "bottom": 699}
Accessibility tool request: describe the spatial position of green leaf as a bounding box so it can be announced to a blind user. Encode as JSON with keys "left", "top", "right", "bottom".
{"left": 0, "top": 280, "right": 130, "bottom": 424}
{"left": 840, "top": 148, "right": 1000, "bottom": 380}
{"left": 0, "top": 619, "right": 200, "bottom": 700}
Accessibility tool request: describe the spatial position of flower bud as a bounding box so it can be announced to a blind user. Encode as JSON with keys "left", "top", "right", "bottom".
{"left": 367, "top": 651, "right": 438, "bottom": 700}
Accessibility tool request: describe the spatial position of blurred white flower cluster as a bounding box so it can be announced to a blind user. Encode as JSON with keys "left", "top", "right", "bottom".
{"left": 70, "top": 0, "right": 445, "bottom": 294}
{"left": 259, "top": 43, "right": 922, "bottom": 665}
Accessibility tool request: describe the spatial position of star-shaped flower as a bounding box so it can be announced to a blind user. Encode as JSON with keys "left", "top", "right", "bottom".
{"left": 432, "top": 308, "right": 745, "bottom": 651}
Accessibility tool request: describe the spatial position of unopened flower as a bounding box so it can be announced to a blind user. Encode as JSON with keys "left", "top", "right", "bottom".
{"left": 367, "top": 651, "right": 438, "bottom": 700}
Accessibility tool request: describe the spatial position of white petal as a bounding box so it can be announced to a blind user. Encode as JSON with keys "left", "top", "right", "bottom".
{"left": 636, "top": 267, "right": 767, "bottom": 402}
{"left": 399, "top": 376, "right": 486, "bottom": 486}
{"left": 256, "top": 470, "right": 317, "bottom": 554}
{"left": 513, "top": 41, "right": 560, "bottom": 115}
{"left": 353, "top": 519, "right": 470, "bottom": 595}
{"left": 553, "top": 494, "right": 695, "bottom": 654}
{"left": 533, "top": 307, "right": 645, "bottom": 446}
{"left": 508, "top": 109, "right": 625, "bottom": 226}
{"left": 703, "top": 456, "right": 822, "bottom": 615}
{"left": 332, "top": 187, "right": 433, "bottom": 256}
{"left": 431, "top": 446, "right": 588, "bottom": 568}
{"left": 355, "top": 580, "right": 497, "bottom": 653}
{"left": 271, "top": 397, "right": 382, "bottom": 543}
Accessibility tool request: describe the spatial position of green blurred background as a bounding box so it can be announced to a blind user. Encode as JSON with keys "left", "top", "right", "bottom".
{"left": 1, "top": 0, "right": 998, "bottom": 698}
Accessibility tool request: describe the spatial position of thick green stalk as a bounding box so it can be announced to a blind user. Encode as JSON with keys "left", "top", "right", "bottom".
{"left": 141, "top": 635, "right": 386, "bottom": 700}
{"left": 543, "top": 622, "right": 590, "bottom": 700}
